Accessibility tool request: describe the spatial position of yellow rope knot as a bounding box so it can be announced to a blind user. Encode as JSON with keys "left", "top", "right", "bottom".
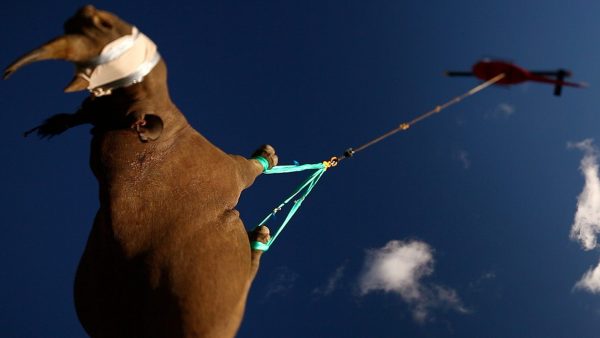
{"left": 399, "top": 123, "right": 410, "bottom": 130}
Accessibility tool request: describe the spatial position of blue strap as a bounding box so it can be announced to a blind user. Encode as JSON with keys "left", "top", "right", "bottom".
{"left": 251, "top": 162, "right": 328, "bottom": 251}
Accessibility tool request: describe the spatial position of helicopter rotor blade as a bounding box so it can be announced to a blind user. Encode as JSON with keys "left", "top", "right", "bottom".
{"left": 530, "top": 69, "right": 572, "bottom": 77}
{"left": 445, "top": 71, "right": 474, "bottom": 77}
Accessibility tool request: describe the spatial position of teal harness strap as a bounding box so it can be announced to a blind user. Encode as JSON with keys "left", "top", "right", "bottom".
{"left": 253, "top": 156, "right": 270, "bottom": 172}
{"left": 264, "top": 163, "right": 325, "bottom": 174}
{"left": 251, "top": 162, "right": 329, "bottom": 252}
{"left": 251, "top": 241, "right": 271, "bottom": 251}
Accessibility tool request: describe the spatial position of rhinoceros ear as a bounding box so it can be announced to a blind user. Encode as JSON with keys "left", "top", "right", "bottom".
{"left": 139, "top": 114, "right": 163, "bottom": 142}
{"left": 131, "top": 113, "right": 163, "bottom": 142}
{"left": 64, "top": 75, "right": 89, "bottom": 92}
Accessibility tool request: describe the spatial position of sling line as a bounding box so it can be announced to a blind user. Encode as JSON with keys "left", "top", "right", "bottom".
{"left": 339, "top": 73, "right": 506, "bottom": 161}
{"left": 250, "top": 160, "right": 335, "bottom": 251}
{"left": 251, "top": 73, "right": 506, "bottom": 251}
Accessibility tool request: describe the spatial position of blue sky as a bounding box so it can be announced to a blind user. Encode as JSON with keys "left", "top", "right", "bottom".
{"left": 2, "top": 1, "right": 600, "bottom": 337}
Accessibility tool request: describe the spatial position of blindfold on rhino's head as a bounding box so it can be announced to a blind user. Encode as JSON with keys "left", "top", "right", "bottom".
{"left": 4, "top": 5, "right": 140, "bottom": 94}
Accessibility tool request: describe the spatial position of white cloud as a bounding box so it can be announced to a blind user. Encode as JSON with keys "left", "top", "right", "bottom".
{"left": 358, "top": 240, "right": 467, "bottom": 322}
{"left": 575, "top": 260, "right": 600, "bottom": 294}
{"left": 568, "top": 139, "right": 600, "bottom": 251}
{"left": 359, "top": 240, "right": 432, "bottom": 299}
{"left": 313, "top": 263, "right": 346, "bottom": 297}
{"left": 568, "top": 139, "right": 600, "bottom": 295}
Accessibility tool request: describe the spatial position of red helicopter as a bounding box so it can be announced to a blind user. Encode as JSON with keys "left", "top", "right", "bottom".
{"left": 446, "top": 59, "right": 587, "bottom": 96}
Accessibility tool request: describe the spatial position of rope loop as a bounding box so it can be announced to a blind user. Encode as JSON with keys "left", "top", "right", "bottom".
{"left": 252, "top": 161, "right": 329, "bottom": 251}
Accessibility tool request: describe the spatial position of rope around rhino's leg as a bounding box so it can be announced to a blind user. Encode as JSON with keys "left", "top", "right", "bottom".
{"left": 230, "top": 144, "right": 279, "bottom": 190}
{"left": 223, "top": 226, "right": 270, "bottom": 338}
{"left": 251, "top": 144, "right": 278, "bottom": 172}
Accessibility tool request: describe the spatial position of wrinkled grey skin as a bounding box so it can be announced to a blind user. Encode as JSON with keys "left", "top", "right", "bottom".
{"left": 5, "top": 5, "right": 277, "bottom": 338}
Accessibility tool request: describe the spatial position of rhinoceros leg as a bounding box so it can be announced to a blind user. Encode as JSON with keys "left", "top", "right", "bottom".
{"left": 248, "top": 225, "right": 270, "bottom": 279}
{"left": 251, "top": 144, "right": 278, "bottom": 170}
{"left": 24, "top": 109, "right": 92, "bottom": 138}
{"left": 213, "top": 225, "right": 269, "bottom": 337}
{"left": 227, "top": 144, "right": 278, "bottom": 192}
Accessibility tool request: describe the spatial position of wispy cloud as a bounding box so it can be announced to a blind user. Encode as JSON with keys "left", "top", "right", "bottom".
{"left": 313, "top": 263, "right": 346, "bottom": 297}
{"left": 358, "top": 240, "right": 468, "bottom": 323}
{"left": 432, "top": 284, "right": 469, "bottom": 313}
{"left": 486, "top": 102, "right": 515, "bottom": 119}
{"left": 480, "top": 271, "right": 496, "bottom": 281}
{"left": 568, "top": 139, "right": 600, "bottom": 251}
{"left": 575, "top": 260, "right": 600, "bottom": 294}
{"left": 457, "top": 150, "right": 471, "bottom": 169}
{"left": 263, "top": 266, "right": 298, "bottom": 300}
{"left": 468, "top": 271, "right": 496, "bottom": 290}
